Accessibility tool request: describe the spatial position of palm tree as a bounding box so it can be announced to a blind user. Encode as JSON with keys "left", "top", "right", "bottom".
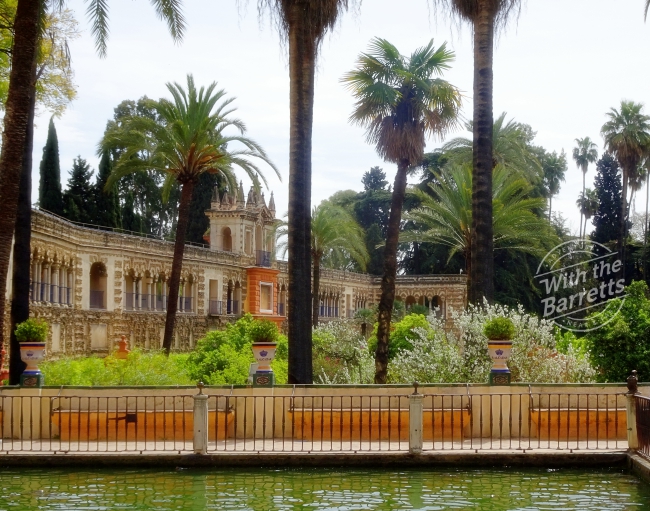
{"left": 276, "top": 201, "right": 369, "bottom": 327}
{"left": 576, "top": 188, "right": 599, "bottom": 239}
{"left": 429, "top": 0, "right": 523, "bottom": 305}
{"left": 258, "top": 0, "right": 355, "bottom": 384}
{"left": 601, "top": 100, "right": 650, "bottom": 269}
{"left": 0, "top": 0, "right": 184, "bottom": 377}
{"left": 442, "top": 112, "right": 542, "bottom": 182}
{"left": 343, "top": 38, "right": 461, "bottom": 383}
{"left": 403, "top": 164, "right": 555, "bottom": 274}
{"left": 101, "top": 75, "right": 278, "bottom": 354}
{"left": 542, "top": 150, "right": 567, "bottom": 221}
{"left": 572, "top": 137, "right": 598, "bottom": 239}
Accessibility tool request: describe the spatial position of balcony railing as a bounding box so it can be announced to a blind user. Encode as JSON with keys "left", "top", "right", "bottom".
{"left": 124, "top": 293, "right": 193, "bottom": 313}
{"left": 89, "top": 290, "right": 105, "bottom": 310}
{"left": 31, "top": 283, "right": 72, "bottom": 305}
{"left": 255, "top": 250, "right": 271, "bottom": 267}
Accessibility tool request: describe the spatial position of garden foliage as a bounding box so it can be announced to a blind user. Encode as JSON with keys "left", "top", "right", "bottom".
{"left": 585, "top": 281, "right": 650, "bottom": 382}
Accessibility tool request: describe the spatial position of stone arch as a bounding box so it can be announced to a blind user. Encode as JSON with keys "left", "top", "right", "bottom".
{"left": 89, "top": 261, "right": 107, "bottom": 309}
{"left": 222, "top": 227, "right": 232, "bottom": 252}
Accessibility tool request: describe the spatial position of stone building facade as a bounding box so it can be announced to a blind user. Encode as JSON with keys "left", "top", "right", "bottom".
{"left": 4, "top": 186, "right": 467, "bottom": 356}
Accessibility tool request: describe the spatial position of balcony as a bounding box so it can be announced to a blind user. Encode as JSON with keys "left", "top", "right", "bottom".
{"left": 255, "top": 250, "right": 271, "bottom": 268}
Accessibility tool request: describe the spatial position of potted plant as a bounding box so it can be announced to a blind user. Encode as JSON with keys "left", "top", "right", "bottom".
{"left": 483, "top": 316, "right": 515, "bottom": 386}
{"left": 15, "top": 318, "right": 49, "bottom": 387}
{"left": 249, "top": 319, "right": 279, "bottom": 387}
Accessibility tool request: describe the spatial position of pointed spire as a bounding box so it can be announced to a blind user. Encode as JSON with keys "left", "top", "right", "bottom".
{"left": 222, "top": 190, "right": 230, "bottom": 208}
{"left": 237, "top": 180, "right": 245, "bottom": 205}
{"left": 261, "top": 192, "right": 267, "bottom": 207}
{"left": 211, "top": 185, "right": 220, "bottom": 209}
{"left": 247, "top": 186, "right": 255, "bottom": 208}
{"left": 269, "top": 192, "right": 276, "bottom": 214}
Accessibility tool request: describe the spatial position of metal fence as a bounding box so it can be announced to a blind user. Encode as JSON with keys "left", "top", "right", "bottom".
{"left": 0, "top": 386, "right": 631, "bottom": 455}
{"left": 636, "top": 394, "right": 650, "bottom": 459}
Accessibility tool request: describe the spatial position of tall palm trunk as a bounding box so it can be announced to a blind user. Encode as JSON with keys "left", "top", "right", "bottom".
{"left": 312, "top": 252, "right": 321, "bottom": 327}
{"left": 8, "top": 63, "right": 36, "bottom": 384}
{"left": 162, "top": 179, "right": 195, "bottom": 355}
{"left": 579, "top": 170, "right": 585, "bottom": 239}
{"left": 620, "top": 169, "right": 629, "bottom": 281}
{"left": 645, "top": 177, "right": 649, "bottom": 282}
{"left": 374, "top": 159, "right": 409, "bottom": 384}
{"left": 548, "top": 195, "right": 553, "bottom": 221}
{"left": 469, "top": 1, "right": 495, "bottom": 305}
{"left": 286, "top": 4, "right": 315, "bottom": 384}
{"left": 0, "top": 0, "right": 41, "bottom": 357}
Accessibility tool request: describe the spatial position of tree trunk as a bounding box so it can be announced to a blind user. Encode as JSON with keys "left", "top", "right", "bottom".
{"left": 162, "top": 179, "right": 195, "bottom": 355}
{"left": 469, "top": 1, "right": 495, "bottom": 305}
{"left": 286, "top": 4, "right": 315, "bottom": 384}
{"left": 620, "top": 168, "right": 628, "bottom": 282}
{"left": 580, "top": 169, "right": 586, "bottom": 239}
{"left": 643, "top": 175, "right": 650, "bottom": 283}
{"left": 8, "top": 63, "right": 36, "bottom": 385}
{"left": 0, "top": 0, "right": 41, "bottom": 359}
{"left": 548, "top": 195, "right": 553, "bottom": 221}
{"left": 312, "top": 253, "right": 320, "bottom": 328}
{"left": 374, "top": 159, "right": 409, "bottom": 384}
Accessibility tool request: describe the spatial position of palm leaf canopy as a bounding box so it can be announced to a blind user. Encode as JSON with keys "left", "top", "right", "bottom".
{"left": 572, "top": 137, "right": 598, "bottom": 174}
{"left": 429, "top": 0, "right": 522, "bottom": 29}
{"left": 85, "top": 0, "right": 185, "bottom": 57}
{"left": 342, "top": 37, "right": 462, "bottom": 165}
{"left": 442, "top": 112, "right": 542, "bottom": 181}
{"left": 402, "top": 163, "right": 556, "bottom": 263}
{"left": 276, "top": 200, "right": 369, "bottom": 271}
{"left": 601, "top": 100, "right": 650, "bottom": 174}
{"left": 100, "top": 74, "right": 279, "bottom": 199}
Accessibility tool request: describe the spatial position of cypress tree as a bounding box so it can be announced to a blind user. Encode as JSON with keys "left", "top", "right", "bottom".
{"left": 592, "top": 153, "right": 623, "bottom": 245}
{"left": 62, "top": 156, "right": 95, "bottom": 224}
{"left": 186, "top": 172, "right": 218, "bottom": 244}
{"left": 94, "top": 152, "right": 121, "bottom": 228}
{"left": 38, "top": 117, "right": 64, "bottom": 215}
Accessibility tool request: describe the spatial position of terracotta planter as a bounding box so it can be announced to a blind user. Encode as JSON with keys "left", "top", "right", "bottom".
{"left": 251, "top": 342, "right": 277, "bottom": 372}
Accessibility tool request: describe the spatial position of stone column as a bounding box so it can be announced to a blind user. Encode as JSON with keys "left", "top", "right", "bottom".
{"left": 67, "top": 269, "right": 74, "bottom": 305}
{"left": 162, "top": 279, "right": 167, "bottom": 311}
{"left": 193, "top": 383, "right": 208, "bottom": 455}
{"left": 43, "top": 263, "right": 51, "bottom": 303}
{"left": 409, "top": 384, "right": 424, "bottom": 454}
{"left": 152, "top": 277, "right": 158, "bottom": 311}
{"left": 133, "top": 277, "right": 139, "bottom": 310}
{"left": 51, "top": 264, "right": 59, "bottom": 304}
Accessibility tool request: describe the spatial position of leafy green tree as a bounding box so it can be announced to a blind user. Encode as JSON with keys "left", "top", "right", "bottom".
{"left": 601, "top": 100, "right": 650, "bottom": 268}
{"left": 586, "top": 281, "right": 650, "bottom": 382}
{"left": 38, "top": 117, "right": 64, "bottom": 215}
{"left": 121, "top": 191, "right": 142, "bottom": 233}
{"left": 592, "top": 153, "right": 623, "bottom": 245}
{"left": 429, "top": 0, "right": 523, "bottom": 305}
{"left": 63, "top": 156, "right": 95, "bottom": 224}
{"left": 403, "top": 164, "right": 556, "bottom": 278}
{"left": 573, "top": 137, "right": 598, "bottom": 240}
{"left": 258, "top": 0, "right": 356, "bottom": 385}
{"left": 343, "top": 37, "right": 462, "bottom": 383}
{"left": 93, "top": 151, "right": 121, "bottom": 228}
{"left": 0, "top": 0, "right": 183, "bottom": 378}
{"left": 101, "top": 75, "right": 277, "bottom": 355}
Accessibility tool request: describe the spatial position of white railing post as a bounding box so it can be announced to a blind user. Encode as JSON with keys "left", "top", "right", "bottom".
{"left": 409, "top": 382, "right": 423, "bottom": 454}
{"left": 193, "top": 382, "right": 208, "bottom": 454}
{"left": 627, "top": 370, "right": 639, "bottom": 450}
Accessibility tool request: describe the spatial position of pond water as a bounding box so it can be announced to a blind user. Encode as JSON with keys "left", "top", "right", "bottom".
{"left": 0, "top": 466, "right": 649, "bottom": 510}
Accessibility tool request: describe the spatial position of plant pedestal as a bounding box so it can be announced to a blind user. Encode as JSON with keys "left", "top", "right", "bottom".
{"left": 19, "top": 342, "right": 46, "bottom": 387}
{"left": 251, "top": 342, "right": 277, "bottom": 388}
{"left": 488, "top": 340, "right": 512, "bottom": 386}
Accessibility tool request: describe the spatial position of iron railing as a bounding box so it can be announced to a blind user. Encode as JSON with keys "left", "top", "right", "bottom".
{"left": 636, "top": 394, "right": 650, "bottom": 459}
{"left": 0, "top": 387, "right": 630, "bottom": 455}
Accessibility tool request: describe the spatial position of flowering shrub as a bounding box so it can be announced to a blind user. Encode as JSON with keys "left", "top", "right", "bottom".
{"left": 312, "top": 320, "right": 374, "bottom": 384}
{"left": 387, "top": 302, "right": 595, "bottom": 384}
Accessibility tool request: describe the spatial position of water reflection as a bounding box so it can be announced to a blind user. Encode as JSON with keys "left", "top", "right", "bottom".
{"left": 0, "top": 467, "right": 648, "bottom": 510}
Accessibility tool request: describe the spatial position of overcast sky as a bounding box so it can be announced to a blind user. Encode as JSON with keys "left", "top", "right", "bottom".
{"left": 31, "top": 0, "right": 650, "bottom": 237}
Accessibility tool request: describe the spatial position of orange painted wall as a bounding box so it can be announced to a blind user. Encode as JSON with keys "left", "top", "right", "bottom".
{"left": 245, "top": 266, "right": 284, "bottom": 326}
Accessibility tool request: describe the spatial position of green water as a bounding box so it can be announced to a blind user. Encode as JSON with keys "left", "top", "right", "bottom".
{"left": 0, "top": 467, "right": 649, "bottom": 510}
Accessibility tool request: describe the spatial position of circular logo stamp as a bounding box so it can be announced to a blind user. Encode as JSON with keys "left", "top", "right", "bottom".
{"left": 534, "top": 240, "right": 626, "bottom": 332}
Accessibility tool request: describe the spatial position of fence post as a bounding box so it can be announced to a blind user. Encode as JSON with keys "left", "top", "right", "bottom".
{"left": 409, "top": 382, "right": 423, "bottom": 454}
{"left": 193, "top": 382, "right": 208, "bottom": 454}
{"left": 627, "top": 370, "right": 639, "bottom": 450}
